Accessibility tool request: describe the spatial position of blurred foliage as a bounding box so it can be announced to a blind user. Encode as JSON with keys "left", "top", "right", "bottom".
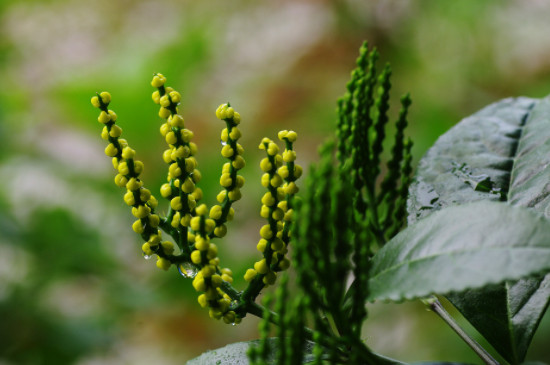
{"left": 0, "top": 0, "right": 549, "bottom": 364}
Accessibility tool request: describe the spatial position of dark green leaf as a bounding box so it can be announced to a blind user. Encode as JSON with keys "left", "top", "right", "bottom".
{"left": 368, "top": 201, "right": 550, "bottom": 302}
{"left": 407, "top": 96, "right": 550, "bottom": 363}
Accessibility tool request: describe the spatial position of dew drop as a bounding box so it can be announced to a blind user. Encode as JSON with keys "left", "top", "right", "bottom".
{"left": 143, "top": 254, "right": 154, "bottom": 260}
{"left": 220, "top": 140, "right": 228, "bottom": 146}
{"left": 178, "top": 262, "right": 198, "bottom": 278}
{"left": 231, "top": 323, "right": 236, "bottom": 326}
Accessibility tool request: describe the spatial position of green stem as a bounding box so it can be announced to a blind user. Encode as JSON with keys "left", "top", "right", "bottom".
{"left": 424, "top": 296, "right": 500, "bottom": 365}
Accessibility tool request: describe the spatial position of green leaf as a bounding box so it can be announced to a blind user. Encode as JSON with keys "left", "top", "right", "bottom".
{"left": 187, "top": 339, "right": 316, "bottom": 365}
{"left": 407, "top": 96, "right": 550, "bottom": 363}
{"left": 367, "top": 201, "right": 550, "bottom": 302}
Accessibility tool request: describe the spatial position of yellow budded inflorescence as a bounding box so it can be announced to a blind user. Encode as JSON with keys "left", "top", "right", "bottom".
{"left": 92, "top": 74, "right": 300, "bottom": 326}
{"left": 244, "top": 131, "right": 301, "bottom": 287}
{"left": 153, "top": 74, "right": 201, "bottom": 235}
{"left": 91, "top": 92, "right": 173, "bottom": 271}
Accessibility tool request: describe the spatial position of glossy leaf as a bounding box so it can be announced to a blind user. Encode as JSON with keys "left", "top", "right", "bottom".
{"left": 368, "top": 201, "right": 550, "bottom": 302}
{"left": 407, "top": 96, "right": 550, "bottom": 364}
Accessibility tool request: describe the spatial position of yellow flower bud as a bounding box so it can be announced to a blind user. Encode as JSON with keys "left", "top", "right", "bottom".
{"left": 260, "top": 224, "right": 273, "bottom": 239}
{"left": 278, "top": 258, "right": 290, "bottom": 271}
{"left": 189, "top": 142, "right": 198, "bottom": 155}
{"left": 244, "top": 268, "right": 257, "bottom": 282}
{"left": 181, "top": 177, "right": 195, "bottom": 193}
{"left": 214, "top": 224, "right": 227, "bottom": 238}
{"left": 254, "top": 259, "right": 269, "bottom": 274}
{"left": 132, "top": 219, "right": 144, "bottom": 234}
{"left": 134, "top": 161, "right": 144, "bottom": 175}
{"left": 159, "top": 107, "right": 170, "bottom": 119}
{"left": 98, "top": 111, "right": 111, "bottom": 124}
{"left": 198, "top": 294, "right": 208, "bottom": 308}
{"left": 270, "top": 174, "right": 283, "bottom": 187}
{"left": 283, "top": 150, "right": 297, "bottom": 162}
{"left": 277, "top": 130, "right": 288, "bottom": 141}
{"left": 126, "top": 177, "right": 142, "bottom": 191}
{"left": 91, "top": 95, "right": 100, "bottom": 108}
{"left": 221, "top": 145, "right": 234, "bottom": 158}
{"left": 160, "top": 122, "right": 171, "bottom": 137}
{"left": 148, "top": 232, "right": 162, "bottom": 246}
{"left": 114, "top": 174, "right": 128, "bottom": 187}
{"left": 236, "top": 143, "right": 244, "bottom": 155}
{"left": 160, "top": 183, "right": 172, "bottom": 198}
{"left": 181, "top": 213, "right": 192, "bottom": 227}
{"left": 236, "top": 175, "right": 245, "bottom": 188}
{"left": 132, "top": 205, "right": 151, "bottom": 219}
{"left": 152, "top": 91, "right": 160, "bottom": 104}
{"left": 169, "top": 91, "right": 181, "bottom": 103}
{"left": 161, "top": 241, "right": 174, "bottom": 255}
{"left": 284, "top": 182, "right": 299, "bottom": 195}
{"left": 181, "top": 129, "right": 194, "bottom": 143}
{"left": 142, "top": 242, "right": 153, "bottom": 256}
{"left": 228, "top": 188, "right": 241, "bottom": 201}
{"left": 220, "top": 173, "right": 232, "bottom": 188}
{"left": 261, "top": 192, "right": 275, "bottom": 207}
{"left": 170, "top": 196, "right": 182, "bottom": 210}
{"left": 151, "top": 74, "right": 166, "bottom": 88}
{"left": 117, "top": 161, "right": 129, "bottom": 175}
{"left": 104, "top": 143, "right": 118, "bottom": 157}
{"left": 227, "top": 208, "right": 235, "bottom": 221}
{"left": 193, "top": 277, "right": 206, "bottom": 292}
{"left": 217, "top": 190, "right": 227, "bottom": 203}
{"left": 232, "top": 155, "right": 245, "bottom": 170}
{"left": 206, "top": 244, "right": 218, "bottom": 260}
{"left": 209, "top": 205, "right": 223, "bottom": 220}
{"left": 170, "top": 114, "right": 184, "bottom": 128}
{"left": 260, "top": 158, "right": 272, "bottom": 172}
{"left": 191, "top": 250, "right": 202, "bottom": 264}
{"left": 216, "top": 103, "right": 228, "bottom": 119}
{"left": 165, "top": 131, "right": 177, "bottom": 145}
{"left": 272, "top": 207, "right": 284, "bottom": 221}
{"left": 229, "top": 127, "right": 241, "bottom": 140}
{"left": 192, "top": 169, "right": 202, "bottom": 183}
{"left": 190, "top": 217, "right": 201, "bottom": 231}
{"left": 201, "top": 265, "right": 215, "bottom": 278}
{"left": 123, "top": 190, "right": 135, "bottom": 206}
{"left": 221, "top": 128, "right": 229, "bottom": 142}
{"left": 211, "top": 274, "right": 222, "bottom": 288}
{"left": 286, "top": 131, "right": 297, "bottom": 142}
{"left": 149, "top": 214, "right": 160, "bottom": 227}
{"left": 232, "top": 111, "right": 241, "bottom": 125}
{"left": 196, "top": 204, "right": 208, "bottom": 216}
{"left": 267, "top": 142, "right": 279, "bottom": 156}
{"left": 294, "top": 164, "right": 303, "bottom": 178}
{"left": 163, "top": 149, "right": 173, "bottom": 164}
{"left": 109, "top": 125, "right": 122, "bottom": 138}
{"left": 204, "top": 218, "right": 216, "bottom": 233}
{"left": 260, "top": 204, "right": 270, "bottom": 218}
{"left": 121, "top": 147, "right": 135, "bottom": 160}
{"left": 257, "top": 239, "right": 267, "bottom": 253}
{"left": 278, "top": 166, "right": 289, "bottom": 179}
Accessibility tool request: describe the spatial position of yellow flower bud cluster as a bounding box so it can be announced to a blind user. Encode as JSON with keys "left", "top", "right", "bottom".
{"left": 244, "top": 132, "right": 301, "bottom": 288}
{"left": 212, "top": 103, "right": 245, "bottom": 238}
{"left": 91, "top": 92, "right": 171, "bottom": 271}
{"left": 153, "top": 74, "right": 202, "bottom": 234}
{"left": 276, "top": 130, "right": 302, "bottom": 249}
{"left": 189, "top": 204, "right": 240, "bottom": 324}
{"left": 92, "top": 74, "right": 301, "bottom": 326}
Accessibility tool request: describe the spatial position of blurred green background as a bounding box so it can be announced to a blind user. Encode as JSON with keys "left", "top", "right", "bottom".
{"left": 0, "top": 0, "right": 549, "bottom": 363}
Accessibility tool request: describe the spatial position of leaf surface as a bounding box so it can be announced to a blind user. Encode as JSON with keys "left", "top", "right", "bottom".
{"left": 187, "top": 339, "right": 316, "bottom": 365}
{"left": 407, "top": 97, "right": 550, "bottom": 363}
{"left": 368, "top": 201, "right": 550, "bottom": 302}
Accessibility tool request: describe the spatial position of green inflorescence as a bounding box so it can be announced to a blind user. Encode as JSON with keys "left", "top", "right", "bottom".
{"left": 249, "top": 41, "right": 414, "bottom": 364}
{"left": 91, "top": 74, "right": 302, "bottom": 325}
